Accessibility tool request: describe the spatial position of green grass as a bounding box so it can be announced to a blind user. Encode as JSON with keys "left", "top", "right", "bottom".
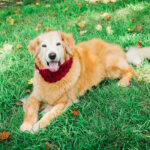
{"left": 0, "top": 0, "right": 150, "bottom": 149}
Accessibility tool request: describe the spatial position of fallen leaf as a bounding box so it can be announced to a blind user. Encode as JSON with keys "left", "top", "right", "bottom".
{"left": 45, "top": 4, "right": 51, "bottom": 8}
{"left": 100, "top": 0, "right": 110, "bottom": 4}
{"left": 128, "top": 28, "right": 134, "bottom": 32}
{"left": 96, "top": 24, "right": 102, "bottom": 31}
{"left": 132, "top": 18, "right": 136, "bottom": 22}
{"left": 44, "top": 27, "right": 53, "bottom": 32}
{"left": 72, "top": 109, "right": 79, "bottom": 116}
{"left": 136, "top": 42, "right": 142, "bottom": 48}
{"left": 25, "top": 18, "right": 31, "bottom": 23}
{"left": 16, "top": 101, "right": 23, "bottom": 106}
{"left": 3, "top": 44, "right": 13, "bottom": 51}
{"left": 10, "top": 19, "right": 15, "bottom": 25}
{"left": 0, "top": 31, "right": 7, "bottom": 34}
{"left": 25, "top": 89, "right": 31, "bottom": 93}
{"left": 80, "top": 30, "right": 87, "bottom": 35}
{"left": 16, "top": 44, "right": 22, "bottom": 50}
{"left": 102, "top": 13, "right": 111, "bottom": 20}
{"left": 86, "top": 4, "right": 91, "bottom": 7}
{"left": 35, "top": 3, "right": 39, "bottom": 6}
{"left": 106, "top": 26, "right": 113, "bottom": 35}
{"left": 0, "top": 131, "right": 10, "bottom": 141}
{"left": 35, "top": 24, "right": 41, "bottom": 31}
{"left": 110, "top": 0, "right": 116, "bottom": 2}
{"left": 28, "top": 78, "right": 33, "bottom": 84}
{"left": 78, "top": 22, "right": 85, "bottom": 30}
{"left": 136, "top": 24, "right": 143, "bottom": 31}
{"left": 16, "top": 1, "right": 23, "bottom": 5}
{"left": 77, "top": 3, "right": 82, "bottom": 9}
{"left": 88, "top": 0, "right": 97, "bottom": 4}
{"left": 14, "top": 10, "right": 20, "bottom": 14}
{"left": 68, "top": 26, "right": 71, "bottom": 29}
{"left": 63, "top": 7, "right": 69, "bottom": 12}
{"left": 45, "top": 141, "right": 59, "bottom": 150}
{"left": 14, "top": 35, "right": 19, "bottom": 38}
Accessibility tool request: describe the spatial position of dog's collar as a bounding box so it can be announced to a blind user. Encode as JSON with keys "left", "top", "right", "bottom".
{"left": 35, "top": 57, "right": 73, "bottom": 83}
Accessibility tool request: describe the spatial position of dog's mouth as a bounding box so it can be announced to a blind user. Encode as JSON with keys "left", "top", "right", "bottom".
{"left": 47, "top": 61, "right": 61, "bottom": 72}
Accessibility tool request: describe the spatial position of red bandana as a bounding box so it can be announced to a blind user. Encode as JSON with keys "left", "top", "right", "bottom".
{"left": 35, "top": 58, "right": 73, "bottom": 83}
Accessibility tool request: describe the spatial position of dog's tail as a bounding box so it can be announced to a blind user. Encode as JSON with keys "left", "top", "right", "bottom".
{"left": 126, "top": 46, "right": 150, "bottom": 65}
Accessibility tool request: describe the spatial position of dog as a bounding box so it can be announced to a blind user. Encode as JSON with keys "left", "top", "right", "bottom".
{"left": 20, "top": 31, "right": 133, "bottom": 132}
{"left": 126, "top": 46, "right": 150, "bottom": 66}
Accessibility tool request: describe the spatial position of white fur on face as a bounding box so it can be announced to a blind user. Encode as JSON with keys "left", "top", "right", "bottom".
{"left": 38, "top": 31, "right": 65, "bottom": 68}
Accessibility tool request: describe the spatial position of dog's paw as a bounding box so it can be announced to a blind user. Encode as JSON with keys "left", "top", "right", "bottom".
{"left": 31, "top": 121, "right": 40, "bottom": 133}
{"left": 118, "top": 80, "right": 129, "bottom": 87}
{"left": 20, "top": 122, "right": 32, "bottom": 132}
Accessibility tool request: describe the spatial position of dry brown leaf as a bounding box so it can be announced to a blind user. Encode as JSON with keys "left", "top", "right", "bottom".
{"left": 136, "top": 24, "right": 143, "bottom": 31}
{"left": 106, "top": 26, "right": 113, "bottom": 35}
{"left": 72, "top": 109, "right": 79, "bottom": 116}
{"left": 88, "top": 0, "right": 97, "bottom": 3}
{"left": 10, "top": 19, "right": 15, "bottom": 25}
{"left": 68, "top": 26, "right": 71, "bottom": 29}
{"left": 44, "top": 27, "right": 53, "bottom": 32}
{"left": 35, "top": 3, "right": 39, "bottom": 6}
{"left": 16, "top": 44, "right": 22, "bottom": 50}
{"left": 45, "top": 4, "right": 51, "bottom": 8}
{"left": 35, "top": 24, "right": 41, "bottom": 31}
{"left": 45, "top": 141, "right": 59, "bottom": 150}
{"left": 86, "top": 4, "right": 91, "bottom": 7}
{"left": 0, "top": 131, "right": 10, "bottom": 141}
{"left": 80, "top": 30, "right": 87, "bottom": 35}
{"left": 128, "top": 28, "right": 134, "bottom": 32}
{"left": 102, "top": 13, "right": 111, "bottom": 20}
{"left": 63, "top": 7, "right": 69, "bottom": 12}
{"left": 14, "top": 10, "right": 20, "bottom": 14}
{"left": 16, "top": 1, "right": 23, "bottom": 5}
{"left": 110, "top": 0, "right": 116, "bottom": 2}
{"left": 132, "top": 18, "right": 136, "bottom": 22}
{"left": 96, "top": 24, "right": 102, "bottom": 31}
{"left": 0, "top": 31, "right": 6, "bottom": 34}
{"left": 25, "top": 18, "right": 31, "bottom": 23}
{"left": 28, "top": 78, "right": 33, "bottom": 84}
{"left": 3, "top": 44, "right": 13, "bottom": 51}
{"left": 136, "top": 42, "right": 142, "bottom": 48}
{"left": 16, "top": 101, "right": 23, "bottom": 106}
{"left": 77, "top": 3, "right": 82, "bottom": 9}
{"left": 14, "top": 35, "right": 19, "bottom": 38}
{"left": 25, "top": 89, "right": 31, "bottom": 93}
{"left": 78, "top": 22, "right": 85, "bottom": 30}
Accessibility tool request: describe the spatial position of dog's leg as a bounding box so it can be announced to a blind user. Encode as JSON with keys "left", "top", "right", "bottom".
{"left": 118, "top": 65, "right": 133, "bottom": 86}
{"left": 117, "top": 59, "right": 133, "bottom": 86}
{"left": 32, "top": 102, "right": 67, "bottom": 132}
{"left": 20, "top": 95, "right": 40, "bottom": 132}
{"left": 106, "top": 57, "right": 133, "bottom": 87}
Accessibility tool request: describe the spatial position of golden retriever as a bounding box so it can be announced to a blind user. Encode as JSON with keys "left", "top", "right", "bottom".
{"left": 20, "top": 31, "right": 133, "bottom": 132}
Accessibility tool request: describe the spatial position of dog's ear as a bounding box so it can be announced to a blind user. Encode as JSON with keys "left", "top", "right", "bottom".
{"left": 28, "top": 37, "right": 40, "bottom": 56}
{"left": 59, "top": 32, "right": 75, "bottom": 55}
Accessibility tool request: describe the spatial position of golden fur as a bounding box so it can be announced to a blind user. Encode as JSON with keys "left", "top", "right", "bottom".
{"left": 20, "top": 31, "right": 133, "bottom": 132}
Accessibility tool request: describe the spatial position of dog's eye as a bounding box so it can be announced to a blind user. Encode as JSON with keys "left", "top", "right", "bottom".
{"left": 42, "top": 44, "right": 47, "bottom": 47}
{"left": 56, "top": 42, "right": 61, "bottom": 46}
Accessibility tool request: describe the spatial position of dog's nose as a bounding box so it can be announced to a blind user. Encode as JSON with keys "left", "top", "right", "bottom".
{"left": 49, "top": 52, "right": 56, "bottom": 60}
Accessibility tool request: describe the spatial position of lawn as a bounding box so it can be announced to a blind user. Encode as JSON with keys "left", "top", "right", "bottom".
{"left": 0, "top": 0, "right": 150, "bottom": 149}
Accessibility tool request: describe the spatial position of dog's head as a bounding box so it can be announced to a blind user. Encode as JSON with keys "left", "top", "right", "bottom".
{"left": 28, "top": 31, "right": 74, "bottom": 72}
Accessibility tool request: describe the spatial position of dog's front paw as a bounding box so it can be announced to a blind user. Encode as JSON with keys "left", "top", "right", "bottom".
{"left": 20, "top": 122, "right": 32, "bottom": 132}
